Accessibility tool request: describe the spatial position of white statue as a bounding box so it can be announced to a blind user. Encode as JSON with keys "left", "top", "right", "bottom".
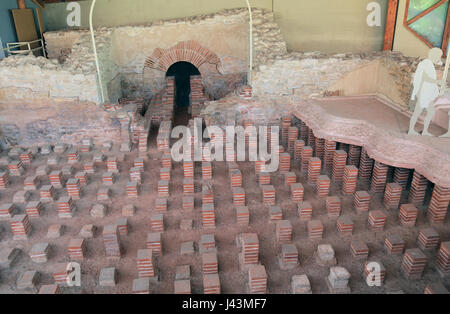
{"left": 408, "top": 48, "right": 446, "bottom": 136}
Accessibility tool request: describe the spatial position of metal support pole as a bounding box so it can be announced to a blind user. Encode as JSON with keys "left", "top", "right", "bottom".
{"left": 245, "top": 0, "right": 253, "bottom": 86}
{"left": 89, "top": 0, "right": 105, "bottom": 104}
{"left": 441, "top": 36, "right": 450, "bottom": 96}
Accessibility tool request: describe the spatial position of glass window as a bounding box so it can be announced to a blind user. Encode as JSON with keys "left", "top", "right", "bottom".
{"left": 405, "top": 0, "right": 449, "bottom": 51}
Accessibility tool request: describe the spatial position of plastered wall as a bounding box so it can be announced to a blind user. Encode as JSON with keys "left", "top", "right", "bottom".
{"left": 43, "top": 0, "right": 388, "bottom": 54}
{"left": 392, "top": 0, "right": 432, "bottom": 58}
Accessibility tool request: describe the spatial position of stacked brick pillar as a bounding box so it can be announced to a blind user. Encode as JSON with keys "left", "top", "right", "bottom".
{"left": 408, "top": 171, "right": 428, "bottom": 206}
{"left": 190, "top": 75, "right": 206, "bottom": 117}
{"left": 427, "top": 185, "right": 450, "bottom": 224}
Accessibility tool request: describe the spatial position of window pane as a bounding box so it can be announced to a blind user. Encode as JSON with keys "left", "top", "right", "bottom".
{"left": 407, "top": 0, "right": 441, "bottom": 19}
{"left": 410, "top": 2, "right": 448, "bottom": 47}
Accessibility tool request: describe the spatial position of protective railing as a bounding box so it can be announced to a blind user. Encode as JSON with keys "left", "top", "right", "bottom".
{"left": 0, "top": 39, "right": 47, "bottom": 58}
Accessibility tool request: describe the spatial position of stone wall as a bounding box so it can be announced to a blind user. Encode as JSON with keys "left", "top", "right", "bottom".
{"left": 202, "top": 51, "right": 425, "bottom": 127}
{"left": 380, "top": 53, "right": 422, "bottom": 109}
{"left": 0, "top": 8, "right": 426, "bottom": 147}
{"left": 114, "top": 8, "right": 286, "bottom": 100}
{"left": 0, "top": 99, "right": 122, "bottom": 147}
{"left": 44, "top": 28, "right": 121, "bottom": 104}
{"left": 0, "top": 38, "right": 127, "bottom": 147}
{"left": 0, "top": 8, "right": 284, "bottom": 147}
{"left": 201, "top": 95, "right": 292, "bottom": 127}
{"left": 252, "top": 51, "right": 427, "bottom": 112}
{"left": 97, "top": 30, "right": 122, "bottom": 104}
{"left": 44, "top": 30, "right": 82, "bottom": 62}
{"left": 41, "top": 8, "right": 286, "bottom": 102}
{"left": 252, "top": 9, "right": 287, "bottom": 67}
{"left": 252, "top": 52, "right": 378, "bottom": 97}
{"left": 0, "top": 55, "right": 99, "bottom": 103}
{"left": 330, "top": 52, "right": 445, "bottom": 112}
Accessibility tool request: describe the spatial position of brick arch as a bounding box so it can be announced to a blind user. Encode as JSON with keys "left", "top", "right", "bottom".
{"left": 143, "top": 40, "right": 221, "bottom": 72}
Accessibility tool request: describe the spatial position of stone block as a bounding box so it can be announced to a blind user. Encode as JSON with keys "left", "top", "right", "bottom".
{"left": 99, "top": 267, "right": 117, "bottom": 287}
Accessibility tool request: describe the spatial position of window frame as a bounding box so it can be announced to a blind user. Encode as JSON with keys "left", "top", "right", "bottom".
{"left": 403, "top": 0, "right": 450, "bottom": 55}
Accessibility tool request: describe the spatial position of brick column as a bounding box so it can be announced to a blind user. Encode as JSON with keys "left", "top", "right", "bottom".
{"left": 331, "top": 150, "right": 347, "bottom": 183}
{"left": 288, "top": 126, "right": 299, "bottom": 156}
{"left": 437, "top": 242, "right": 450, "bottom": 275}
{"left": 342, "top": 165, "right": 358, "bottom": 195}
{"left": 294, "top": 140, "right": 305, "bottom": 161}
{"left": 427, "top": 185, "right": 450, "bottom": 224}
{"left": 137, "top": 120, "right": 151, "bottom": 154}
{"left": 307, "top": 157, "right": 321, "bottom": 185}
{"left": 359, "top": 148, "right": 374, "bottom": 182}
{"left": 300, "top": 121, "right": 308, "bottom": 143}
{"left": 339, "top": 143, "right": 349, "bottom": 153}
{"left": 324, "top": 140, "right": 336, "bottom": 170}
{"left": 348, "top": 145, "right": 361, "bottom": 167}
{"left": 383, "top": 183, "right": 402, "bottom": 210}
{"left": 301, "top": 146, "right": 313, "bottom": 173}
{"left": 280, "top": 153, "right": 291, "bottom": 172}
{"left": 281, "top": 116, "right": 291, "bottom": 147}
{"left": 393, "top": 168, "right": 411, "bottom": 190}
{"left": 370, "top": 161, "right": 389, "bottom": 194}
{"left": 316, "top": 175, "right": 331, "bottom": 198}
{"left": 408, "top": 171, "right": 428, "bottom": 206}
{"left": 307, "top": 129, "right": 316, "bottom": 151}
{"left": 315, "top": 138, "right": 325, "bottom": 160}
{"left": 118, "top": 116, "right": 132, "bottom": 152}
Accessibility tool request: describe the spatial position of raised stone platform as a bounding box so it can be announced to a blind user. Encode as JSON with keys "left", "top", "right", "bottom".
{"left": 293, "top": 95, "right": 450, "bottom": 188}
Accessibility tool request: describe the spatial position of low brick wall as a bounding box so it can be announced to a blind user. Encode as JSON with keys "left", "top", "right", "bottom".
{"left": 0, "top": 99, "right": 122, "bottom": 147}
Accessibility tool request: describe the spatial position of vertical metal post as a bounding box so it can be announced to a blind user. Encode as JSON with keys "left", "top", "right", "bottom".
{"left": 41, "top": 39, "right": 47, "bottom": 58}
{"left": 442, "top": 35, "right": 450, "bottom": 95}
{"left": 89, "top": 0, "right": 106, "bottom": 103}
{"left": 246, "top": 0, "right": 253, "bottom": 86}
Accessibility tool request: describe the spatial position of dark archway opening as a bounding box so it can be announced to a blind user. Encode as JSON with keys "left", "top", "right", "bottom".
{"left": 166, "top": 61, "right": 201, "bottom": 126}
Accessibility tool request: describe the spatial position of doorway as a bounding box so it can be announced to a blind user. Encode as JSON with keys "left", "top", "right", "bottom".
{"left": 166, "top": 61, "right": 201, "bottom": 126}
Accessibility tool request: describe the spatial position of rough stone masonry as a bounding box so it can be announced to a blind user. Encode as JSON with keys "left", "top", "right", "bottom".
{"left": 0, "top": 7, "right": 435, "bottom": 148}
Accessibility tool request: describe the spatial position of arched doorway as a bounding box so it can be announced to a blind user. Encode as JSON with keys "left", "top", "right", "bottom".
{"left": 166, "top": 61, "right": 201, "bottom": 126}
